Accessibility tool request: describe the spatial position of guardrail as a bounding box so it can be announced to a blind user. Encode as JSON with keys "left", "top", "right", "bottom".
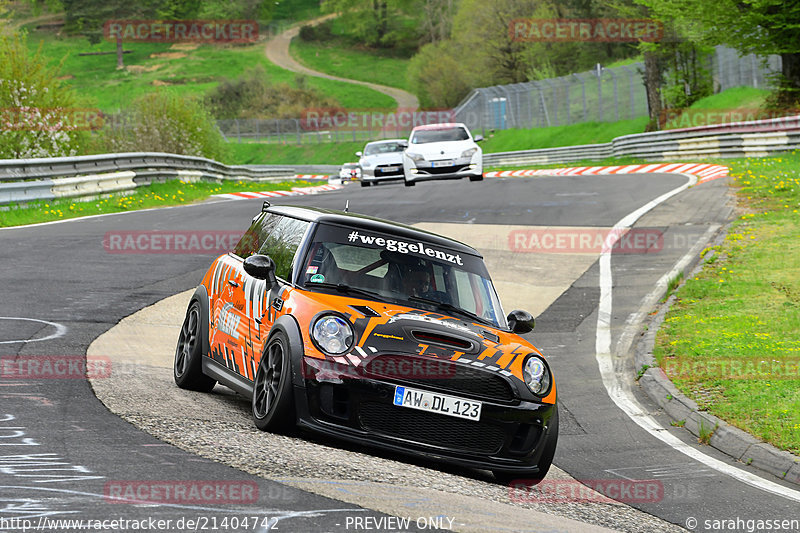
{"left": 484, "top": 114, "right": 800, "bottom": 168}
{"left": 2, "top": 114, "right": 799, "bottom": 205}
{"left": 0, "top": 152, "right": 295, "bottom": 206}
{"left": 483, "top": 143, "right": 613, "bottom": 167}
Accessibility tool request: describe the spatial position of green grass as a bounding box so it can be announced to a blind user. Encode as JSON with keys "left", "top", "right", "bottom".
{"left": 272, "top": 0, "right": 322, "bottom": 22}
{"left": 0, "top": 178, "right": 317, "bottom": 227}
{"left": 687, "top": 86, "right": 770, "bottom": 111}
{"left": 222, "top": 122, "right": 652, "bottom": 166}
{"left": 653, "top": 152, "right": 800, "bottom": 454}
{"left": 291, "top": 38, "right": 412, "bottom": 92}
{"left": 227, "top": 141, "right": 364, "bottom": 166}
{"left": 479, "top": 117, "right": 648, "bottom": 153}
{"left": 24, "top": 28, "right": 394, "bottom": 112}
{"left": 664, "top": 87, "right": 772, "bottom": 129}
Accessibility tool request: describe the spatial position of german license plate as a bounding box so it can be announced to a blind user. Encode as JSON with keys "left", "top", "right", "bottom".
{"left": 393, "top": 385, "right": 481, "bottom": 421}
{"left": 382, "top": 166, "right": 400, "bottom": 172}
{"left": 431, "top": 160, "right": 454, "bottom": 168}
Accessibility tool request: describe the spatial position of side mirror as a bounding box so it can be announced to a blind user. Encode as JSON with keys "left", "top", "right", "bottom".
{"left": 474, "top": 134, "right": 484, "bottom": 142}
{"left": 355, "top": 151, "right": 363, "bottom": 157}
{"left": 399, "top": 141, "right": 408, "bottom": 148}
{"left": 243, "top": 254, "right": 277, "bottom": 285}
{"left": 507, "top": 310, "right": 534, "bottom": 334}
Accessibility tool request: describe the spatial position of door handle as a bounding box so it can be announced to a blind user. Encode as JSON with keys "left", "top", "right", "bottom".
{"left": 228, "top": 280, "right": 239, "bottom": 287}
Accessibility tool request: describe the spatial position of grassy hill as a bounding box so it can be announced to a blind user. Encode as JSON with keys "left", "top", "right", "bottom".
{"left": 21, "top": 24, "right": 395, "bottom": 113}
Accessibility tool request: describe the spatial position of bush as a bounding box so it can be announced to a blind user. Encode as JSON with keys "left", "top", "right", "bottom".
{"left": 205, "top": 65, "right": 339, "bottom": 119}
{"left": 101, "top": 92, "right": 228, "bottom": 161}
{"left": 0, "top": 32, "right": 91, "bottom": 158}
{"left": 407, "top": 41, "right": 472, "bottom": 108}
{"left": 298, "top": 21, "right": 334, "bottom": 42}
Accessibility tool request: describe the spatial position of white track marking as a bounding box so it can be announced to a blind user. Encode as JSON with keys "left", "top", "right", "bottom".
{"left": 595, "top": 174, "right": 800, "bottom": 503}
{"left": 0, "top": 318, "right": 67, "bottom": 344}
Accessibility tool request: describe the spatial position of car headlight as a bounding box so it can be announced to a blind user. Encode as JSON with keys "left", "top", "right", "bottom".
{"left": 406, "top": 152, "right": 425, "bottom": 162}
{"left": 312, "top": 315, "right": 354, "bottom": 355}
{"left": 522, "top": 354, "right": 552, "bottom": 396}
{"left": 361, "top": 161, "right": 372, "bottom": 168}
{"left": 461, "top": 147, "right": 478, "bottom": 158}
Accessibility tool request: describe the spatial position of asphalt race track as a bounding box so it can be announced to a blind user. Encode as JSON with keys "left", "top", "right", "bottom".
{"left": 1, "top": 174, "right": 799, "bottom": 532}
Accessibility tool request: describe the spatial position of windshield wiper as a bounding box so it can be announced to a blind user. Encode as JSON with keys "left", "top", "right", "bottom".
{"left": 408, "top": 296, "right": 492, "bottom": 326}
{"left": 309, "top": 282, "right": 386, "bottom": 302}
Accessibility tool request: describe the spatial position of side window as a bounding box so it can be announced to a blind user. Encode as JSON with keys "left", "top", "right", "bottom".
{"left": 233, "top": 213, "right": 281, "bottom": 259}
{"left": 453, "top": 269, "right": 478, "bottom": 314}
{"left": 258, "top": 217, "right": 310, "bottom": 281}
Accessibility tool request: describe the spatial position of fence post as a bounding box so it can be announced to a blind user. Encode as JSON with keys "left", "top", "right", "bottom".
{"left": 610, "top": 69, "right": 619, "bottom": 121}
{"left": 597, "top": 66, "right": 603, "bottom": 122}
{"left": 235, "top": 119, "right": 240, "bottom": 143}
{"left": 580, "top": 74, "right": 587, "bottom": 122}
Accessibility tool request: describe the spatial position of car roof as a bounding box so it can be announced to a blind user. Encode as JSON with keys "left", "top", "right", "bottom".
{"left": 265, "top": 205, "right": 480, "bottom": 256}
{"left": 365, "top": 139, "right": 406, "bottom": 145}
{"left": 342, "top": 163, "right": 359, "bottom": 167}
{"left": 411, "top": 123, "right": 467, "bottom": 132}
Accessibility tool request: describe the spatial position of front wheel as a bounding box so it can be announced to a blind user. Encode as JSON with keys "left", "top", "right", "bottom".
{"left": 174, "top": 301, "right": 216, "bottom": 392}
{"left": 493, "top": 406, "right": 558, "bottom": 486}
{"left": 252, "top": 332, "right": 295, "bottom": 432}
{"left": 360, "top": 181, "right": 370, "bottom": 187}
{"left": 469, "top": 174, "right": 484, "bottom": 182}
{"left": 404, "top": 179, "right": 416, "bottom": 187}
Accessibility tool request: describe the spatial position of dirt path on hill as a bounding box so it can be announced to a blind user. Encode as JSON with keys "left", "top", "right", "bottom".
{"left": 265, "top": 14, "right": 419, "bottom": 111}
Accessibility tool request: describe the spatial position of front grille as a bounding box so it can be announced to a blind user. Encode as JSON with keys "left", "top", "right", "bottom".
{"left": 359, "top": 401, "right": 505, "bottom": 455}
{"left": 421, "top": 165, "right": 468, "bottom": 175}
{"left": 375, "top": 165, "right": 403, "bottom": 176}
{"left": 362, "top": 355, "right": 515, "bottom": 402}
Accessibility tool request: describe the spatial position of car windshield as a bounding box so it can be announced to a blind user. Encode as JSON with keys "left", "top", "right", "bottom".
{"left": 298, "top": 223, "right": 507, "bottom": 328}
{"left": 364, "top": 142, "right": 405, "bottom": 155}
{"left": 411, "top": 127, "right": 469, "bottom": 144}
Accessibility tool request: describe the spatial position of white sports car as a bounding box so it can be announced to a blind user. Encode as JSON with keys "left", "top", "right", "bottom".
{"left": 402, "top": 123, "right": 483, "bottom": 187}
{"left": 357, "top": 139, "right": 407, "bottom": 187}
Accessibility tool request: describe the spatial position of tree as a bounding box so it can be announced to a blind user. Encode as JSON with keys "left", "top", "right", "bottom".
{"left": 0, "top": 32, "right": 90, "bottom": 158}
{"left": 407, "top": 40, "right": 472, "bottom": 107}
{"left": 418, "top": 0, "right": 458, "bottom": 44}
{"left": 60, "top": 0, "right": 200, "bottom": 69}
{"left": 637, "top": 0, "right": 800, "bottom": 105}
{"left": 322, "top": 0, "right": 418, "bottom": 48}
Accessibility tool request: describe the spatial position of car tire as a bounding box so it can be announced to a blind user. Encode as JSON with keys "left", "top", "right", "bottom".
{"left": 493, "top": 406, "right": 558, "bottom": 486}
{"left": 469, "top": 174, "right": 484, "bottom": 182}
{"left": 173, "top": 301, "right": 216, "bottom": 392}
{"left": 404, "top": 180, "right": 416, "bottom": 187}
{"left": 252, "top": 332, "right": 295, "bottom": 432}
{"left": 361, "top": 181, "right": 370, "bottom": 187}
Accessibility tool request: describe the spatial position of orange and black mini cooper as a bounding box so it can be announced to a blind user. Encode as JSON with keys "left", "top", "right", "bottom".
{"left": 174, "top": 204, "right": 558, "bottom": 481}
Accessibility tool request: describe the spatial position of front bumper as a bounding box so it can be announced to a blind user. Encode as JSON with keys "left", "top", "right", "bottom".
{"left": 404, "top": 158, "right": 483, "bottom": 183}
{"left": 361, "top": 165, "right": 404, "bottom": 182}
{"left": 295, "top": 356, "right": 556, "bottom": 473}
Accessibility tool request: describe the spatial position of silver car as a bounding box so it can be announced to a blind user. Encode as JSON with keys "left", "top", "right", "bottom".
{"left": 357, "top": 139, "right": 408, "bottom": 187}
